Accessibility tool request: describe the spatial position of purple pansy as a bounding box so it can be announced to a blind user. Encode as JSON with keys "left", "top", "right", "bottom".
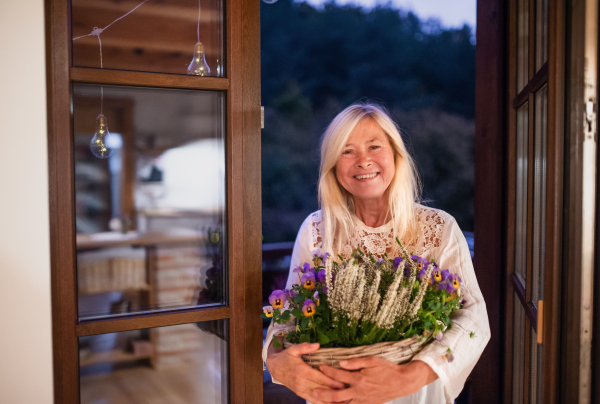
{"left": 301, "top": 272, "right": 316, "bottom": 290}
{"left": 448, "top": 273, "right": 462, "bottom": 290}
{"left": 302, "top": 299, "right": 316, "bottom": 317}
{"left": 317, "top": 270, "right": 326, "bottom": 283}
{"left": 434, "top": 330, "right": 443, "bottom": 342}
{"left": 268, "top": 290, "right": 286, "bottom": 309}
{"left": 323, "top": 252, "right": 330, "bottom": 263}
{"left": 393, "top": 257, "right": 403, "bottom": 269}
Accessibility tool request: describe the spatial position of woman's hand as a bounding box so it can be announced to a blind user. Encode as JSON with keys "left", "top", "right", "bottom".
{"left": 313, "top": 358, "right": 439, "bottom": 404}
{"left": 266, "top": 340, "right": 346, "bottom": 403}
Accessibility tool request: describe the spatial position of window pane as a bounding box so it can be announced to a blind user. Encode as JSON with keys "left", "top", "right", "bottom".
{"left": 529, "top": 329, "right": 545, "bottom": 403}
{"left": 512, "top": 296, "right": 526, "bottom": 404}
{"left": 535, "top": 0, "right": 549, "bottom": 70}
{"left": 72, "top": 0, "right": 225, "bottom": 77}
{"left": 532, "top": 85, "right": 548, "bottom": 303}
{"left": 515, "top": 102, "right": 529, "bottom": 282}
{"left": 517, "top": 0, "right": 529, "bottom": 91}
{"left": 79, "top": 320, "right": 229, "bottom": 403}
{"left": 73, "top": 83, "right": 226, "bottom": 320}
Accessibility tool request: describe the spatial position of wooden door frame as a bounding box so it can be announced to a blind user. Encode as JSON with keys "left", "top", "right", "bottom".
{"left": 45, "top": 0, "right": 262, "bottom": 402}
{"left": 473, "top": 0, "right": 506, "bottom": 403}
{"left": 498, "top": 0, "right": 565, "bottom": 403}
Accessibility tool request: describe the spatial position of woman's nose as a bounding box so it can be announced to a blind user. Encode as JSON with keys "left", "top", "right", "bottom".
{"left": 357, "top": 152, "right": 372, "bottom": 168}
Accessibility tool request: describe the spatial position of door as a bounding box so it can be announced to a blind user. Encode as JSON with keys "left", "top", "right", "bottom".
{"left": 46, "top": 0, "right": 262, "bottom": 402}
{"left": 505, "top": 0, "right": 561, "bottom": 403}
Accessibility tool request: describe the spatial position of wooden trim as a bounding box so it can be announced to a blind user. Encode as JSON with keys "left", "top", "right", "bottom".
{"left": 46, "top": 0, "right": 79, "bottom": 402}
{"left": 513, "top": 62, "right": 549, "bottom": 108}
{"left": 241, "top": 0, "right": 263, "bottom": 402}
{"left": 504, "top": 0, "right": 519, "bottom": 402}
{"left": 541, "top": 0, "right": 565, "bottom": 403}
{"left": 76, "top": 307, "right": 231, "bottom": 336}
{"left": 227, "top": 0, "right": 245, "bottom": 401}
{"left": 71, "top": 67, "right": 230, "bottom": 90}
{"left": 474, "top": 0, "right": 506, "bottom": 403}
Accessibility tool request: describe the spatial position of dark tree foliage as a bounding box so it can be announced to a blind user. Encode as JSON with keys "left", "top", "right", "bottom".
{"left": 261, "top": 0, "right": 475, "bottom": 243}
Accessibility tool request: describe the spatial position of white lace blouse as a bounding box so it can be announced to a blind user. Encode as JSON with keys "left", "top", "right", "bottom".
{"left": 262, "top": 205, "right": 490, "bottom": 404}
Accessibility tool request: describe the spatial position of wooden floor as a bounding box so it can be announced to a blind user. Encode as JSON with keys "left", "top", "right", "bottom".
{"left": 81, "top": 362, "right": 226, "bottom": 404}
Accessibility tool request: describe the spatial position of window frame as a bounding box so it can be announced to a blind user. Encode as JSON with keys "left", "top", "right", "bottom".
{"left": 45, "top": 0, "right": 263, "bottom": 402}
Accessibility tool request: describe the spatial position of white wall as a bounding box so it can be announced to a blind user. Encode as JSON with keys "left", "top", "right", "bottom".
{"left": 0, "top": 1, "right": 54, "bottom": 403}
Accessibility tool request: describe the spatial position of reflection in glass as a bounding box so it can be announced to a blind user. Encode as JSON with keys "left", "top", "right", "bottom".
{"left": 71, "top": 0, "right": 225, "bottom": 77}
{"left": 515, "top": 103, "right": 529, "bottom": 282}
{"left": 79, "top": 320, "right": 229, "bottom": 404}
{"left": 517, "top": 0, "right": 529, "bottom": 91}
{"left": 535, "top": 0, "right": 549, "bottom": 70}
{"left": 532, "top": 85, "right": 547, "bottom": 303}
{"left": 512, "top": 296, "right": 526, "bottom": 404}
{"left": 73, "top": 84, "right": 226, "bottom": 320}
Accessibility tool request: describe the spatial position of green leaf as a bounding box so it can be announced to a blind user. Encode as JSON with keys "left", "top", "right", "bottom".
{"left": 280, "top": 311, "right": 291, "bottom": 322}
{"left": 299, "top": 334, "right": 311, "bottom": 343}
{"left": 319, "top": 333, "right": 330, "bottom": 345}
{"left": 326, "top": 330, "right": 338, "bottom": 341}
{"left": 273, "top": 338, "right": 281, "bottom": 348}
{"left": 291, "top": 308, "right": 303, "bottom": 318}
{"left": 301, "top": 317, "right": 310, "bottom": 329}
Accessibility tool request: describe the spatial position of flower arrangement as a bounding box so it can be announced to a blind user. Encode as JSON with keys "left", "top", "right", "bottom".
{"left": 263, "top": 239, "right": 464, "bottom": 360}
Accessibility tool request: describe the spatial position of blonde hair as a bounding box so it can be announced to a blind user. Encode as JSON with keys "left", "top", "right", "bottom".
{"left": 318, "top": 102, "right": 421, "bottom": 255}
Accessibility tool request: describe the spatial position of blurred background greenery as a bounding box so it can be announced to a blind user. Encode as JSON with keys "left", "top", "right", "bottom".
{"left": 260, "top": 0, "right": 475, "bottom": 243}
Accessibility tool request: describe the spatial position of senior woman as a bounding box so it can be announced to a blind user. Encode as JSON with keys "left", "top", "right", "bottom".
{"left": 263, "top": 103, "right": 490, "bottom": 404}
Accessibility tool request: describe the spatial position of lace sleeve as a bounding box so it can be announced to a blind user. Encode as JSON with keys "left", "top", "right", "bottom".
{"left": 412, "top": 216, "right": 491, "bottom": 403}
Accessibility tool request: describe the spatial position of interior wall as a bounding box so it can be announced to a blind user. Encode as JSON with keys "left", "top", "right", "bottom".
{"left": 0, "top": 1, "right": 54, "bottom": 403}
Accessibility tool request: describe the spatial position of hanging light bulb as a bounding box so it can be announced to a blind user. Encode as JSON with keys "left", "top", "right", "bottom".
{"left": 187, "top": 42, "right": 210, "bottom": 76}
{"left": 90, "top": 113, "right": 115, "bottom": 159}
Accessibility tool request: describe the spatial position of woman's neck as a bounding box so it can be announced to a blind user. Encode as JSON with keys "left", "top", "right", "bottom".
{"left": 353, "top": 196, "right": 390, "bottom": 228}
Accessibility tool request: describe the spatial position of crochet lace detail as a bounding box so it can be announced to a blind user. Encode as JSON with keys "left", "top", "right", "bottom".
{"left": 309, "top": 205, "right": 447, "bottom": 259}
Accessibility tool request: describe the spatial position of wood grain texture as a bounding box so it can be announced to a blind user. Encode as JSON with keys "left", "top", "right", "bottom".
{"left": 47, "top": 0, "right": 81, "bottom": 402}
{"left": 541, "top": 1, "right": 565, "bottom": 402}
{"left": 226, "top": 0, "right": 247, "bottom": 401}
{"left": 474, "top": 0, "right": 506, "bottom": 403}
{"left": 77, "top": 307, "right": 231, "bottom": 336}
{"left": 71, "top": 67, "right": 229, "bottom": 90}
{"left": 241, "top": 0, "right": 264, "bottom": 402}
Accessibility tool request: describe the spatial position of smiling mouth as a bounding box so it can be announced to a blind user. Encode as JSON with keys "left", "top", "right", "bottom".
{"left": 354, "top": 173, "right": 378, "bottom": 179}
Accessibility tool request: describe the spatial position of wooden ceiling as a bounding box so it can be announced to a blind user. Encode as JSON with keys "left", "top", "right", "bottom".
{"left": 72, "top": 0, "right": 224, "bottom": 75}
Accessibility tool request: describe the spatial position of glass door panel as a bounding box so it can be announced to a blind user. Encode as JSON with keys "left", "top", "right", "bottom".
{"left": 531, "top": 84, "right": 548, "bottom": 306}
{"left": 512, "top": 296, "right": 526, "bottom": 404}
{"left": 517, "top": 0, "right": 530, "bottom": 91}
{"left": 515, "top": 102, "right": 529, "bottom": 283}
{"left": 79, "top": 320, "right": 229, "bottom": 404}
{"left": 71, "top": 0, "right": 225, "bottom": 77}
{"left": 73, "top": 83, "right": 227, "bottom": 320}
{"left": 535, "top": 0, "right": 549, "bottom": 70}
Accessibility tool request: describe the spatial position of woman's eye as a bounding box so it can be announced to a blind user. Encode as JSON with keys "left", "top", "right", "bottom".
{"left": 342, "top": 149, "right": 352, "bottom": 155}
{"left": 370, "top": 145, "right": 381, "bottom": 150}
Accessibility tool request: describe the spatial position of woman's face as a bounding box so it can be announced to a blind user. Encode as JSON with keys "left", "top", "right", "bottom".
{"left": 335, "top": 118, "right": 396, "bottom": 205}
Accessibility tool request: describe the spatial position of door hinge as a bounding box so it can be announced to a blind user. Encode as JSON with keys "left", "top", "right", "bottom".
{"left": 585, "top": 98, "right": 596, "bottom": 140}
{"left": 537, "top": 300, "right": 544, "bottom": 344}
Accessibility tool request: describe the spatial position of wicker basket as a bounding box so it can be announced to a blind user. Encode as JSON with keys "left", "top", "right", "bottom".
{"left": 283, "top": 336, "right": 428, "bottom": 369}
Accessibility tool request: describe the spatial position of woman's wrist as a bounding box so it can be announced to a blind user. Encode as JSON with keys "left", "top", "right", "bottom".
{"left": 407, "top": 360, "right": 439, "bottom": 387}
